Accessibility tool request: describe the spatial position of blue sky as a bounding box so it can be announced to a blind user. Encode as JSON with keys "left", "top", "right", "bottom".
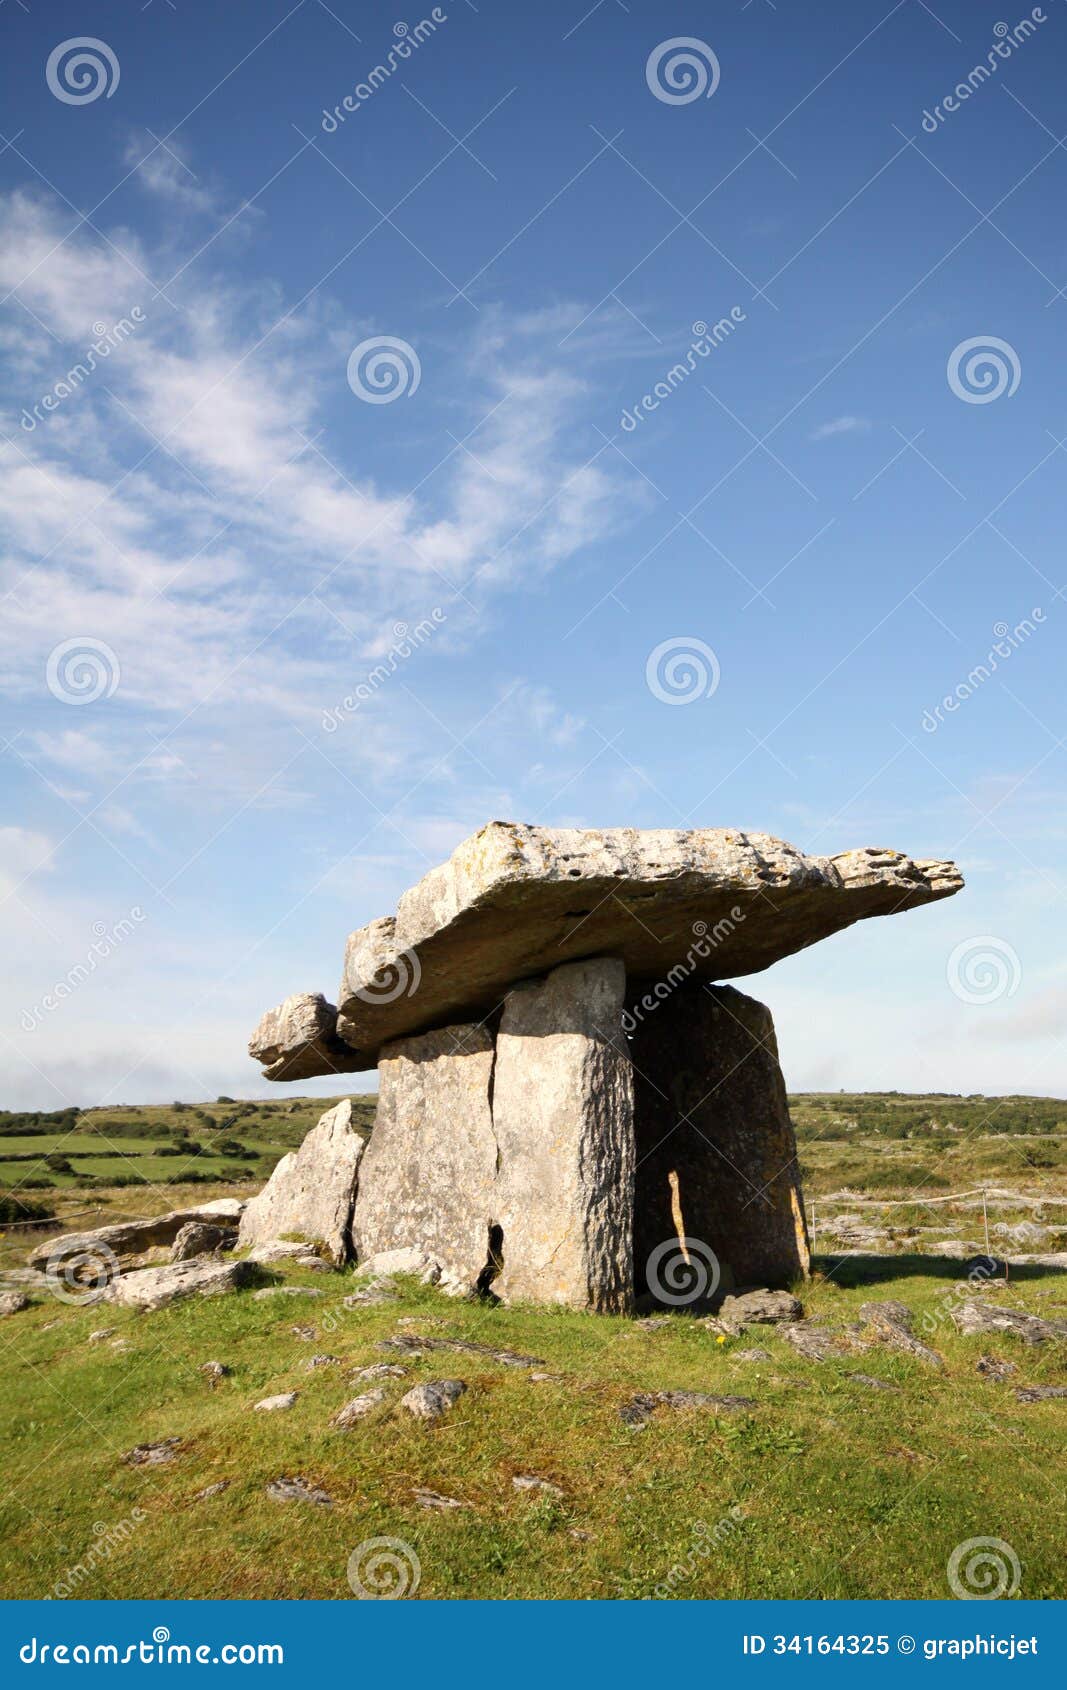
{"left": 1, "top": 0, "right": 1065, "bottom": 1108}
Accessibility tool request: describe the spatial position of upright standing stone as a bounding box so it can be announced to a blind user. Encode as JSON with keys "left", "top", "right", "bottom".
{"left": 629, "top": 981, "right": 809, "bottom": 1294}
{"left": 492, "top": 957, "right": 634, "bottom": 1313}
{"left": 351, "top": 1023, "right": 497, "bottom": 1293}
{"left": 236, "top": 1099, "right": 365, "bottom": 1266}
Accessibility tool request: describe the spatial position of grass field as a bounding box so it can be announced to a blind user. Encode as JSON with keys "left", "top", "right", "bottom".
{"left": 1, "top": 1091, "right": 1064, "bottom": 1601}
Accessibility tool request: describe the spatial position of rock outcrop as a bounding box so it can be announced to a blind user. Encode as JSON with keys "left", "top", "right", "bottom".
{"left": 29, "top": 1200, "right": 245, "bottom": 1272}
{"left": 249, "top": 991, "right": 362, "bottom": 1082}
{"left": 104, "top": 1258, "right": 257, "bottom": 1311}
{"left": 236, "top": 1099, "right": 365, "bottom": 1265}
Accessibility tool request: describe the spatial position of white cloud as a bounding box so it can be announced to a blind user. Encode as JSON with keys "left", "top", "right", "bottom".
{"left": 809, "top": 415, "right": 872, "bottom": 441}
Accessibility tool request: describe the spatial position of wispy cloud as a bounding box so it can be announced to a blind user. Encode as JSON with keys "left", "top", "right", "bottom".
{"left": 809, "top": 414, "right": 872, "bottom": 441}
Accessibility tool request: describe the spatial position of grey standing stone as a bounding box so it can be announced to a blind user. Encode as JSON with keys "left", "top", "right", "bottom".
{"left": 630, "top": 981, "right": 810, "bottom": 1295}
{"left": 492, "top": 957, "right": 634, "bottom": 1313}
{"left": 351, "top": 1024, "right": 497, "bottom": 1294}
{"left": 237, "top": 1099, "right": 365, "bottom": 1266}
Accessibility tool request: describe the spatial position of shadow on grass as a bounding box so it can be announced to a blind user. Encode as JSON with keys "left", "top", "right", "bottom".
{"left": 817, "top": 1251, "right": 1067, "bottom": 1287}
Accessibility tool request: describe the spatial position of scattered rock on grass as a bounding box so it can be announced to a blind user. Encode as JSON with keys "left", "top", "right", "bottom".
{"left": 170, "top": 1222, "right": 236, "bottom": 1262}
{"left": 859, "top": 1301, "right": 943, "bottom": 1368}
{"left": 303, "top": 1354, "right": 339, "bottom": 1370}
{"left": 105, "top": 1259, "right": 257, "bottom": 1312}
{"left": 200, "top": 1361, "right": 230, "bottom": 1385}
{"left": 393, "top": 1333, "right": 543, "bottom": 1369}
{"left": 976, "top": 1354, "right": 1017, "bottom": 1382}
{"left": 1014, "top": 1384, "right": 1067, "bottom": 1403}
{"left": 193, "top": 1481, "right": 230, "bottom": 1500}
{"left": 290, "top": 1325, "right": 318, "bottom": 1340}
{"left": 265, "top": 1475, "right": 332, "bottom": 1507}
{"left": 332, "top": 1390, "right": 384, "bottom": 1427}
{"left": 848, "top": 1372, "right": 902, "bottom": 1394}
{"left": 952, "top": 1301, "right": 1067, "bottom": 1346}
{"left": 732, "top": 1347, "right": 772, "bottom": 1364}
{"left": 252, "top": 1286, "right": 323, "bottom": 1301}
{"left": 351, "top": 1363, "right": 408, "bottom": 1382}
{"left": 513, "top": 1474, "right": 563, "bottom": 1497}
{"left": 88, "top": 1328, "right": 117, "bottom": 1343}
{"left": 254, "top": 1392, "right": 297, "bottom": 1412}
{"left": 413, "top": 1486, "right": 469, "bottom": 1511}
{"left": 399, "top": 1378, "right": 466, "bottom": 1422}
{"left": 123, "top": 1437, "right": 182, "bottom": 1466}
{"left": 619, "top": 1389, "right": 755, "bottom": 1427}
{"left": 719, "top": 1289, "right": 803, "bottom": 1326}
{"left": 0, "top": 1290, "right": 29, "bottom": 1317}
{"left": 780, "top": 1322, "right": 846, "bottom": 1362}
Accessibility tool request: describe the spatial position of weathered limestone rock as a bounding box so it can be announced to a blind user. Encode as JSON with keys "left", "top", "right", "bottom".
{"left": 630, "top": 981, "right": 809, "bottom": 1296}
{"left": 104, "top": 1257, "right": 257, "bottom": 1311}
{"left": 29, "top": 1201, "right": 245, "bottom": 1271}
{"left": 248, "top": 825, "right": 961, "bottom": 1076}
{"left": 719, "top": 1289, "right": 803, "bottom": 1325}
{"left": 237, "top": 1099, "right": 365, "bottom": 1266}
{"left": 0, "top": 1290, "right": 29, "bottom": 1316}
{"left": 351, "top": 1023, "right": 496, "bottom": 1292}
{"left": 860, "top": 1300, "right": 944, "bottom": 1367}
{"left": 492, "top": 957, "right": 634, "bottom": 1313}
{"left": 951, "top": 1301, "right": 1067, "bottom": 1345}
{"left": 400, "top": 1378, "right": 467, "bottom": 1421}
{"left": 170, "top": 1222, "right": 236, "bottom": 1262}
{"left": 249, "top": 991, "right": 362, "bottom": 1081}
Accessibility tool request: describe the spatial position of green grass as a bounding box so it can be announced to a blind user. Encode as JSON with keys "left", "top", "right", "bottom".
{"left": 0, "top": 1262, "right": 1065, "bottom": 1600}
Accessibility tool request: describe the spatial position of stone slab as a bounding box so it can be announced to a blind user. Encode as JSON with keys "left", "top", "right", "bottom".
{"left": 630, "top": 981, "right": 810, "bottom": 1296}
{"left": 237, "top": 1099, "right": 365, "bottom": 1266}
{"left": 350, "top": 1023, "right": 496, "bottom": 1294}
{"left": 250, "top": 824, "right": 962, "bottom": 1077}
{"left": 492, "top": 956, "right": 634, "bottom": 1313}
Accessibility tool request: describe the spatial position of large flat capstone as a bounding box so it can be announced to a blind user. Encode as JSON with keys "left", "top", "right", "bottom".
{"left": 249, "top": 824, "right": 962, "bottom": 1079}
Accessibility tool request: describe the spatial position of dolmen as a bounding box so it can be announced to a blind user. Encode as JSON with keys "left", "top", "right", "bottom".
{"left": 247, "top": 823, "right": 963, "bottom": 1313}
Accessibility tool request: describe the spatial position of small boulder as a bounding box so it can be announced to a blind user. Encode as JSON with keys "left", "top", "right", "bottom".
{"left": 0, "top": 1290, "right": 30, "bottom": 1317}
{"left": 200, "top": 1361, "right": 230, "bottom": 1386}
{"left": 355, "top": 1248, "right": 442, "bottom": 1284}
{"left": 718, "top": 1289, "right": 803, "bottom": 1326}
{"left": 350, "top": 1363, "right": 408, "bottom": 1382}
{"left": 859, "top": 1301, "right": 943, "bottom": 1368}
{"left": 123, "top": 1437, "right": 182, "bottom": 1466}
{"left": 303, "top": 1354, "right": 339, "bottom": 1370}
{"left": 399, "top": 1378, "right": 467, "bottom": 1422}
{"left": 193, "top": 1481, "right": 230, "bottom": 1501}
{"left": 170, "top": 1222, "right": 236, "bottom": 1263}
{"left": 512, "top": 1474, "right": 563, "bottom": 1497}
{"left": 332, "top": 1390, "right": 384, "bottom": 1427}
{"left": 732, "top": 1346, "right": 772, "bottom": 1364}
{"left": 976, "top": 1354, "right": 1017, "bottom": 1382}
{"left": 413, "top": 1487, "right": 469, "bottom": 1510}
{"left": 952, "top": 1301, "right": 1067, "bottom": 1345}
{"left": 254, "top": 1392, "right": 297, "bottom": 1412}
{"left": 1014, "top": 1384, "right": 1067, "bottom": 1403}
{"left": 251, "top": 1286, "right": 322, "bottom": 1301}
{"left": 105, "top": 1258, "right": 257, "bottom": 1312}
{"left": 265, "top": 1474, "right": 332, "bottom": 1506}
